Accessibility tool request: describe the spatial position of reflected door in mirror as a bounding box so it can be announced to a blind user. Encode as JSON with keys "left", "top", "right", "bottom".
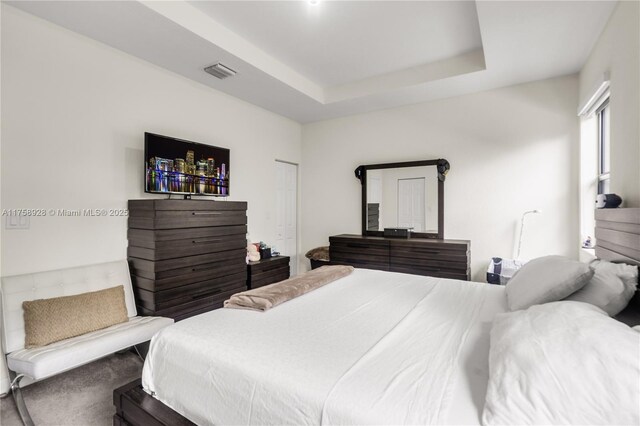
{"left": 366, "top": 166, "right": 438, "bottom": 233}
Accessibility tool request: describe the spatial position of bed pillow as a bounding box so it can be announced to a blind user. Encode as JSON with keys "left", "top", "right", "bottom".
{"left": 23, "top": 285, "right": 128, "bottom": 348}
{"left": 483, "top": 301, "right": 640, "bottom": 425}
{"left": 565, "top": 259, "right": 638, "bottom": 316}
{"left": 505, "top": 255, "right": 593, "bottom": 311}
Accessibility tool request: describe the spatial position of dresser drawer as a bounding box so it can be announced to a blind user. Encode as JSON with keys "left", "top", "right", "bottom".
{"left": 131, "top": 262, "right": 246, "bottom": 291}
{"left": 128, "top": 235, "right": 247, "bottom": 261}
{"left": 127, "top": 225, "right": 247, "bottom": 248}
{"left": 129, "top": 210, "right": 247, "bottom": 230}
{"left": 329, "top": 236, "right": 390, "bottom": 271}
{"left": 247, "top": 256, "right": 290, "bottom": 289}
{"left": 134, "top": 272, "right": 246, "bottom": 311}
{"left": 330, "top": 251, "right": 390, "bottom": 268}
{"left": 330, "top": 259, "right": 390, "bottom": 272}
{"left": 390, "top": 240, "right": 468, "bottom": 262}
{"left": 129, "top": 199, "right": 247, "bottom": 213}
{"left": 390, "top": 256, "right": 468, "bottom": 271}
{"left": 248, "top": 256, "right": 290, "bottom": 274}
{"left": 329, "top": 236, "right": 389, "bottom": 248}
{"left": 129, "top": 248, "right": 245, "bottom": 274}
{"left": 137, "top": 286, "right": 242, "bottom": 321}
{"left": 330, "top": 243, "right": 390, "bottom": 259}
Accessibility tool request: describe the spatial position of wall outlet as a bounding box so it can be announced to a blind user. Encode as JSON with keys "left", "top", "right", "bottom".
{"left": 5, "top": 215, "right": 30, "bottom": 230}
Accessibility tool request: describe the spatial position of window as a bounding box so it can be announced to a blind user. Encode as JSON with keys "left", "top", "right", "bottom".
{"left": 597, "top": 98, "right": 610, "bottom": 194}
{"left": 578, "top": 75, "right": 609, "bottom": 253}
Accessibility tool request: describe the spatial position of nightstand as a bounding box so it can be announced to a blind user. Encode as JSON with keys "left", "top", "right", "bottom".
{"left": 247, "top": 256, "right": 290, "bottom": 289}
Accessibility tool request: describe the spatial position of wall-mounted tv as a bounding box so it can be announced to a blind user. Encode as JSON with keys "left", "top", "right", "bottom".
{"left": 145, "top": 132, "right": 230, "bottom": 197}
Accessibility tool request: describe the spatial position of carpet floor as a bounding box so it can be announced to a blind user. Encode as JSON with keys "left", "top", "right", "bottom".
{"left": 0, "top": 351, "right": 143, "bottom": 426}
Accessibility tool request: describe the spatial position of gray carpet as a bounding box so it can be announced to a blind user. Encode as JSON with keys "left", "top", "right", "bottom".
{"left": 0, "top": 351, "right": 143, "bottom": 426}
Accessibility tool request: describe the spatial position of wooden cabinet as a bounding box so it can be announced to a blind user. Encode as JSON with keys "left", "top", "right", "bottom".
{"left": 329, "top": 234, "right": 470, "bottom": 280}
{"left": 247, "top": 256, "right": 290, "bottom": 289}
{"left": 329, "top": 235, "right": 390, "bottom": 272}
{"left": 127, "top": 199, "right": 248, "bottom": 321}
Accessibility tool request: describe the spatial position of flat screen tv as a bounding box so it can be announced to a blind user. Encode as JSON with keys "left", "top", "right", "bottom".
{"left": 144, "top": 132, "right": 230, "bottom": 197}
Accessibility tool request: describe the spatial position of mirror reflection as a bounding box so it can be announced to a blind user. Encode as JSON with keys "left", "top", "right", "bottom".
{"left": 366, "top": 166, "right": 439, "bottom": 233}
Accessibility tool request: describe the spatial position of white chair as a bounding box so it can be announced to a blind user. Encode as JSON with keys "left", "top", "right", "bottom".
{"left": 0, "top": 260, "right": 174, "bottom": 425}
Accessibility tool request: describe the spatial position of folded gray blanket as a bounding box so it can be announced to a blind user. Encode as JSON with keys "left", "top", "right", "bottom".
{"left": 224, "top": 265, "right": 354, "bottom": 312}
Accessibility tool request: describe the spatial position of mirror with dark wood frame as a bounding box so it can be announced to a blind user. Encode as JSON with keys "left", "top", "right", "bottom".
{"left": 354, "top": 159, "right": 449, "bottom": 239}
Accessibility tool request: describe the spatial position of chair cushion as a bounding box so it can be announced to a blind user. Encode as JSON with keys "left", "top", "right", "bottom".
{"left": 7, "top": 316, "right": 173, "bottom": 380}
{"left": 23, "top": 285, "right": 129, "bottom": 348}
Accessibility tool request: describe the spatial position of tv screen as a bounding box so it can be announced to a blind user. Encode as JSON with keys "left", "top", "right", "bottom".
{"left": 144, "top": 132, "right": 230, "bottom": 196}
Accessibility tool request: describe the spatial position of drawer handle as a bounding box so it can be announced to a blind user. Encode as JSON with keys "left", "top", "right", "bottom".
{"left": 192, "top": 238, "right": 224, "bottom": 244}
{"left": 192, "top": 211, "right": 223, "bottom": 216}
{"left": 345, "top": 243, "right": 370, "bottom": 249}
{"left": 191, "top": 265, "right": 217, "bottom": 272}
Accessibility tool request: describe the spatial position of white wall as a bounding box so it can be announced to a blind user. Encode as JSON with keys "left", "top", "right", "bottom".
{"left": 302, "top": 76, "right": 580, "bottom": 281}
{"left": 0, "top": 5, "right": 302, "bottom": 277}
{"left": 579, "top": 0, "right": 640, "bottom": 207}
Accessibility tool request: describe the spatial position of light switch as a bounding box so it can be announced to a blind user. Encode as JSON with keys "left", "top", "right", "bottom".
{"left": 5, "top": 215, "right": 30, "bottom": 230}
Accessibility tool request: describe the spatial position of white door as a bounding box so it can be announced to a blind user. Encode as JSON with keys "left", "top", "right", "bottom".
{"left": 397, "top": 178, "right": 425, "bottom": 231}
{"left": 275, "top": 161, "right": 298, "bottom": 275}
{"left": 367, "top": 177, "right": 381, "bottom": 204}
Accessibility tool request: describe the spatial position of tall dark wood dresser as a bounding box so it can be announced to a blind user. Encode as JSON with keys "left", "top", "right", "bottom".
{"left": 127, "top": 199, "right": 247, "bottom": 321}
{"left": 330, "top": 234, "right": 470, "bottom": 281}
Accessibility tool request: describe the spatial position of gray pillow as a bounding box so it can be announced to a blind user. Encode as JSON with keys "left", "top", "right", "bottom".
{"left": 506, "top": 255, "right": 594, "bottom": 311}
{"left": 565, "top": 259, "right": 638, "bottom": 316}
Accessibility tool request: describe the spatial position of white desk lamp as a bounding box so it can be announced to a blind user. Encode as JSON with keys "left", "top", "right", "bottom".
{"left": 516, "top": 210, "right": 541, "bottom": 260}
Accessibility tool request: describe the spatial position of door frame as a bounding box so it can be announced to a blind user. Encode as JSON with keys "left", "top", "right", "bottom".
{"left": 275, "top": 159, "right": 299, "bottom": 276}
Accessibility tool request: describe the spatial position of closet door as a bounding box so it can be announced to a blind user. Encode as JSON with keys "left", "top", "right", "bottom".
{"left": 397, "top": 177, "right": 425, "bottom": 231}
{"left": 275, "top": 160, "right": 298, "bottom": 275}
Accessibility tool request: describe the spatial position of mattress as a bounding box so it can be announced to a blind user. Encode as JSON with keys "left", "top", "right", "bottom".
{"left": 142, "top": 269, "right": 507, "bottom": 425}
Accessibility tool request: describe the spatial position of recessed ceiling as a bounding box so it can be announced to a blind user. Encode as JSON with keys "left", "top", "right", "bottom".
{"left": 189, "top": 1, "right": 483, "bottom": 87}
{"left": 5, "top": 1, "right": 617, "bottom": 123}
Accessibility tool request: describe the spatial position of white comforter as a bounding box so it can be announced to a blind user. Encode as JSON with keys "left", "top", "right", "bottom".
{"left": 142, "top": 269, "right": 499, "bottom": 425}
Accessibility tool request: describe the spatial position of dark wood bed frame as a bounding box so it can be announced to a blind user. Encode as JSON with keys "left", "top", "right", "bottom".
{"left": 113, "top": 207, "right": 640, "bottom": 426}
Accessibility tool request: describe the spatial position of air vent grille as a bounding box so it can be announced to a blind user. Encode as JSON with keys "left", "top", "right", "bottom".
{"left": 204, "top": 63, "right": 237, "bottom": 79}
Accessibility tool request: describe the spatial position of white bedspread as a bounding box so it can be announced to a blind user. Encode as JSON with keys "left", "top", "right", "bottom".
{"left": 142, "top": 269, "right": 506, "bottom": 425}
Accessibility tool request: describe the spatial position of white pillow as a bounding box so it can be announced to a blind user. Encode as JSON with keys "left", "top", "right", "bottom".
{"left": 483, "top": 301, "right": 640, "bottom": 425}
{"left": 565, "top": 259, "right": 638, "bottom": 316}
{"left": 506, "top": 255, "right": 593, "bottom": 311}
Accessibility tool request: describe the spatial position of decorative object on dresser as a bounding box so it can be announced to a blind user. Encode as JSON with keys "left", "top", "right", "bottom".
{"left": 595, "top": 193, "right": 623, "bottom": 209}
{"left": 127, "top": 199, "right": 248, "bottom": 321}
{"left": 247, "top": 256, "right": 290, "bottom": 290}
{"left": 329, "top": 234, "right": 470, "bottom": 280}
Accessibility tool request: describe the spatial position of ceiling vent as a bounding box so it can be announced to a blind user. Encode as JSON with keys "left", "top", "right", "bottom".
{"left": 204, "top": 63, "right": 237, "bottom": 80}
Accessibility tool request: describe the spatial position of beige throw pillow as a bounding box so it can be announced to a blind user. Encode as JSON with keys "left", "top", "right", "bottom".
{"left": 23, "top": 285, "right": 129, "bottom": 348}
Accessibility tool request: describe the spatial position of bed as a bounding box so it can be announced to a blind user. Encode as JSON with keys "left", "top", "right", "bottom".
{"left": 114, "top": 208, "right": 640, "bottom": 425}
